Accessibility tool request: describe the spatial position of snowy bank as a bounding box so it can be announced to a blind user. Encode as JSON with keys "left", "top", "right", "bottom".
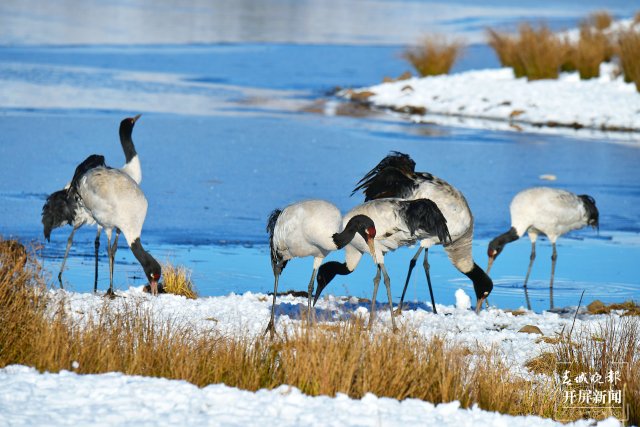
{"left": 0, "top": 365, "right": 623, "bottom": 427}
{"left": 337, "top": 63, "right": 640, "bottom": 141}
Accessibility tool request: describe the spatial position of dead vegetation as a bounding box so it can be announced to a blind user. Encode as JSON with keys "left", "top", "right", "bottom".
{"left": 584, "top": 11, "right": 614, "bottom": 31}
{"left": 526, "top": 315, "right": 640, "bottom": 424}
{"left": 487, "top": 24, "right": 568, "bottom": 80}
{"left": 587, "top": 299, "right": 640, "bottom": 316}
{"left": 563, "top": 25, "right": 613, "bottom": 79}
{"left": 486, "top": 10, "right": 640, "bottom": 90}
{"left": 402, "top": 35, "right": 464, "bottom": 77}
{"left": 0, "top": 238, "right": 637, "bottom": 424}
{"left": 160, "top": 262, "right": 198, "bottom": 299}
{"left": 617, "top": 29, "right": 640, "bottom": 92}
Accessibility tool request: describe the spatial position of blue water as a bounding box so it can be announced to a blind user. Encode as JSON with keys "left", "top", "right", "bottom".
{"left": 1, "top": 1, "right": 639, "bottom": 313}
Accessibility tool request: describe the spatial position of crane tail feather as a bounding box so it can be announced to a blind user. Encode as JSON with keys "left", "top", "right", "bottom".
{"left": 266, "top": 208, "right": 283, "bottom": 270}
{"left": 578, "top": 194, "right": 599, "bottom": 229}
{"left": 41, "top": 189, "right": 76, "bottom": 241}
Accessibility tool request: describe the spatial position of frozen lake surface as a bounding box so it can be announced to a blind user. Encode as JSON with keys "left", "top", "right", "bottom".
{"left": 1, "top": 1, "right": 639, "bottom": 314}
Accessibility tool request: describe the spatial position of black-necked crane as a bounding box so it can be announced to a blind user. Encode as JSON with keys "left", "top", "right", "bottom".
{"left": 265, "top": 199, "right": 376, "bottom": 337}
{"left": 41, "top": 115, "right": 142, "bottom": 290}
{"left": 64, "top": 151, "right": 161, "bottom": 296}
{"left": 315, "top": 198, "right": 455, "bottom": 329}
{"left": 487, "top": 187, "right": 599, "bottom": 308}
{"left": 351, "top": 152, "right": 493, "bottom": 314}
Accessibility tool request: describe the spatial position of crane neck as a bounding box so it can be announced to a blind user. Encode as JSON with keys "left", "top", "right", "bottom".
{"left": 119, "top": 126, "right": 137, "bottom": 164}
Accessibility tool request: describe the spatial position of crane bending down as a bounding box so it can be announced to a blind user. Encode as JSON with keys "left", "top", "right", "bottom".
{"left": 487, "top": 187, "right": 599, "bottom": 307}
{"left": 314, "top": 198, "right": 459, "bottom": 329}
{"left": 66, "top": 153, "right": 161, "bottom": 296}
{"left": 351, "top": 152, "right": 493, "bottom": 313}
{"left": 41, "top": 115, "right": 143, "bottom": 290}
{"left": 265, "top": 199, "right": 376, "bottom": 337}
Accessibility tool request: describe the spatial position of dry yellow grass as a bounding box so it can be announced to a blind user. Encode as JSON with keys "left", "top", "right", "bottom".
{"left": 402, "top": 35, "right": 464, "bottom": 77}
{"left": 487, "top": 24, "right": 568, "bottom": 80}
{"left": 487, "top": 29, "right": 520, "bottom": 73}
{"left": 587, "top": 299, "right": 640, "bottom": 316}
{"left": 618, "top": 30, "right": 640, "bottom": 92}
{"left": 160, "top": 262, "right": 198, "bottom": 299}
{"left": 1, "top": 239, "right": 638, "bottom": 424}
{"left": 563, "top": 25, "right": 613, "bottom": 79}
{"left": 584, "top": 11, "right": 613, "bottom": 31}
{"left": 526, "top": 316, "right": 640, "bottom": 424}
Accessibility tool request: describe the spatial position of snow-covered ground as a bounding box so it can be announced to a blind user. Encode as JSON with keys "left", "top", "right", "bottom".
{"left": 0, "top": 365, "right": 622, "bottom": 427}
{"left": 338, "top": 62, "right": 640, "bottom": 142}
{"left": 0, "top": 287, "right": 629, "bottom": 426}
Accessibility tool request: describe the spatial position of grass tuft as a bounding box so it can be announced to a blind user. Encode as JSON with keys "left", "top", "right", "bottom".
{"left": 487, "top": 24, "right": 568, "bottom": 80}
{"left": 160, "top": 262, "right": 198, "bottom": 299}
{"left": 563, "top": 24, "right": 613, "bottom": 79}
{"left": 587, "top": 299, "right": 640, "bottom": 316}
{"left": 617, "top": 30, "right": 640, "bottom": 92}
{"left": 584, "top": 11, "right": 613, "bottom": 31}
{"left": 402, "top": 35, "right": 464, "bottom": 77}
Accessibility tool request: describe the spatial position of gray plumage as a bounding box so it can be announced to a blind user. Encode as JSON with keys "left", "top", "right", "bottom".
{"left": 265, "top": 200, "right": 376, "bottom": 337}
{"left": 487, "top": 187, "right": 599, "bottom": 309}
{"left": 352, "top": 152, "right": 492, "bottom": 313}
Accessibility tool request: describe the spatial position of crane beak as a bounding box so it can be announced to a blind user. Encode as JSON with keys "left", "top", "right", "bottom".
{"left": 475, "top": 292, "right": 489, "bottom": 314}
{"left": 150, "top": 280, "right": 158, "bottom": 296}
{"left": 132, "top": 114, "right": 142, "bottom": 123}
{"left": 367, "top": 238, "right": 377, "bottom": 265}
{"left": 486, "top": 256, "right": 494, "bottom": 274}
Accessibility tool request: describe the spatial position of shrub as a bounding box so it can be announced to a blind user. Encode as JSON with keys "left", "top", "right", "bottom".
{"left": 402, "top": 35, "right": 464, "bottom": 77}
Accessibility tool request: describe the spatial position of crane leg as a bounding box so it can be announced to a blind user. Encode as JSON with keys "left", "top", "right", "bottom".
{"left": 549, "top": 243, "right": 557, "bottom": 310}
{"left": 58, "top": 227, "right": 78, "bottom": 289}
{"left": 93, "top": 228, "right": 101, "bottom": 293}
{"left": 306, "top": 267, "right": 318, "bottom": 324}
{"left": 265, "top": 264, "right": 282, "bottom": 339}
{"left": 524, "top": 285, "right": 532, "bottom": 311}
{"left": 111, "top": 230, "right": 120, "bottom": 263}
{"left": 397, "top": 246, "right": 423, "bottom": 314}
{"left": 369, "top": 265, "right": 382, "bottom": 329}
{"left": 105, "top": 230, "right": 115, "bottom": 298}
{"left": 422, "top": 249, "right": 437, "bottom": 314}
{"left": 523, "top": 241, "right": 536, "bottom": 288}
{"left": 380, "top": 264, "right": 397, "bottom": 332}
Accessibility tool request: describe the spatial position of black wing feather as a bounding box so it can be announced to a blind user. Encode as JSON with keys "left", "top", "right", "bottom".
{"left": 353, "top": 166, "right": 419, "bottom": 201}
{"left": 400, "top": 199, "right": 452, "bottom": 244}
{"left": 42, "top": 154, "right": 106, "bottom": 241}
{"left": 69, "top": 154, "right": 106, "bottom": 191}
{"left": 41, "top": 189, "right": 76, "bottom": 241}
{"left": 357, "top": 151, "right": 416, "bottom": 186}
